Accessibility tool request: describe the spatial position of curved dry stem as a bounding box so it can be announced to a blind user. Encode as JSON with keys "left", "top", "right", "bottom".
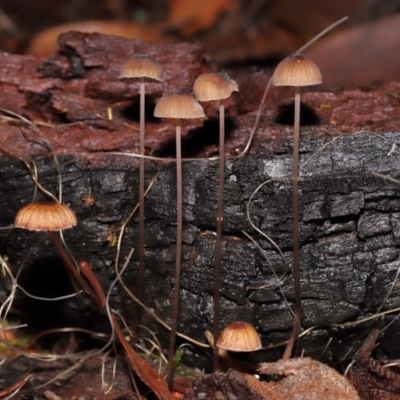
{"left": 19, "top": 157, "right": 58, "bottom": 202}
{"left": 111, "top": 166, "right": 209, "bottom": 347}
{"left": 296, "top": 16, "right": 348, "bottom": 53}
{"left": 246, "top": 175, "right": 290, "bottom": 266}
{"left": 47, "top": 231, "right": 100, "bottom": 305}
{"left": 235, "top": 16, "right": 348, "bottom": 158}
{"left": 100, "top": 350, "right": 116, "bottom": 394}
{"left": 0, "top": 256, "right": 105, "bottom": 361}
{"left": 115, "top": 166, "right": 162, "bottom": 270}
{"left": 16, "top": 284, "right": 81, "bottom": 301}
{"left": 242, "top": 231, "right": 292, "bottom": 313}
{"left": 27, "top": 327, "right": 109, "bottom": 347}
{"left": 245, "top": 129, "right": 400, "bottom": 357}
{"left": 0, "top": 108, "right": 62, "bottom": 202}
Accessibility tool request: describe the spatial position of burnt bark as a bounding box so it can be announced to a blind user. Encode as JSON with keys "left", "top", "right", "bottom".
{"left": 1, "top": 32, "right": 400, "bottom": 377}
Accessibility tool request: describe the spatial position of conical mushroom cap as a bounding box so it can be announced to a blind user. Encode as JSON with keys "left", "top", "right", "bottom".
{"left": 15, "top": 202, "right": 77, "bottom": 231}
{"left": 193, "top": 72, "right": 238, "bottom": 101}
{"left": 216, "top": 321, "right": 262, "bottom": 352}
{"left": 273, "top": 54, "right": 322, "bottom": 87}
{"left": 154, "top": 89, "right": 205, "bottom": 119}
{"left": 119, "top": 55, "right": 163, "bottom": 82}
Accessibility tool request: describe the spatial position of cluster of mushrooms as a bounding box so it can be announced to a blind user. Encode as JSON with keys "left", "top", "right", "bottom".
{"left": 13, "top": 52, "right": 322, "bottom": 387}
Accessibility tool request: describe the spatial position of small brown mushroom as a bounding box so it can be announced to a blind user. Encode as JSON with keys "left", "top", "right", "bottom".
{"left": 120, "top": 55, "right": 163, "bottom": 330}
{"left": 272, "top": 54, "right": 321, "bottom": 87}
{"left": 154, "top": 89, "right": 204, "bottom": 389}
{"left": 217, "top": 321, "right": 262, "bottom": 353}
{"left": 15, "top": 202, "right": 77, "bottom": 231}
{"left": 120, "top": 55, "right": 163, "bottom": 83}
{"left": 193, "top": 72, "right": 239, "bottom": 370}
{"left": 272, "top": 54, "right": 321, "bottom": 359}
{"left": 15, "top": 202, "right": 98, "bottom": 304}
{"left": 193, "top": 72, "right": 238, "bottom": 102}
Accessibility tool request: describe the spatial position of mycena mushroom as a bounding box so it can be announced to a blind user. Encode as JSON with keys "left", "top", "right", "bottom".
{"left": 120, "top": 55, "right": 163, "bottom": 324}
{"left": 272, "top": 54, "right": 321, "bottom": 358}
{"left": 14, "top": 201, "right": 99, "bottom": 305}
{"left": 193, "top": 72, "right": 238, "bottom": 370}
{"left": 217, "top": 321, "right": 262, "bottom": 353}
{"left": 154, "top": 89, "right": 205, "bottom": 389}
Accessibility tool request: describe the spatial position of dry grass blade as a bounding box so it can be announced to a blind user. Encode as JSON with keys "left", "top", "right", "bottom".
{"left": 79, "top": 259, "right": 175, "bottom": 400}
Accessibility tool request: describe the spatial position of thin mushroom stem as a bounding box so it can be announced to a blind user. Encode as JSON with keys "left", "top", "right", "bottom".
{"left": 46, "top": 230, "right": 100, "bottom": 306}
{"left": 213, "top": 103, "right": 225, "bottom": 370}
{"left": 283, "top": 86, "right": 301, "bottom": 360}
{"left": 167, "top": 118, "right": 183, "bottom": 390}
{"left": 133, "top": 79, "right": 146, "bottom": 334}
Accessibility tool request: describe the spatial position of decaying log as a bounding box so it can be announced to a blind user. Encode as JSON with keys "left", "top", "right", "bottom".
{"left": 1, "top": 31, "right": 400, "bottom": 380}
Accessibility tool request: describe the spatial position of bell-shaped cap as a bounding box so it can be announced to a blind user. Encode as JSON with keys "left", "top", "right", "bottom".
{"left": 193, "top": 72, "right": 238, "bottom": 102}
{"left": 120, "top": 55, "right": 163, "bottom": 82}
{"left": 15, "top": 202, "right": 77, "bottom": 231}
{"left": 273, "top": 54, "right": 321, "bottom": 87}
{"left": 216, "top": 321, "right": 262, "bottom": 352}
{"left": 154, "top": 89, "right": 205, "bottom": 119}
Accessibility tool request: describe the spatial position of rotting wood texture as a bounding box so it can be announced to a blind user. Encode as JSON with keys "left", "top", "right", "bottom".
{"left": 1, "top": 32, "right": 400, "bottom": 378}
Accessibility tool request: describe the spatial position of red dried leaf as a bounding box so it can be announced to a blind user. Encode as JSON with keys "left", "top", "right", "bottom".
{"left": 346, "top": 329, "right": 400, "bottom": 399}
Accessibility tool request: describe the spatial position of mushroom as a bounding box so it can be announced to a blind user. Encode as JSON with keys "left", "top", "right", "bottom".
{"left": 193, "top": 72, "right": 238, "bottom": 370}
{"left": 217, "top": 321, "right": 262, "bottom": 352}
{"left": 154, "top": 89, "right": 205, "bottom": 388}
{"left": 14, "top": 202, "right": 98, "bottom": 304}
{"left": 119, "top": 55, "right": 163, "bottom": 319}
{"left": 272, "top": 54, "right": 321, "bottom": 358}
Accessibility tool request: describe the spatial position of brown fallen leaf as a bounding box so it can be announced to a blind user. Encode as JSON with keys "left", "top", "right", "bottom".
{"left": 168, "top": 0, "right": 236, "bottom": 35}
{"left": 346, "top": 328, "right": 400, "bottom": 399}
{"left": 191, "top": 358, "right": 360, "bottom": 400}
{"left": 257, "top": 357, "right": 361, "bottom": 400}
{"left": 304, "top": 14, "right": 400, "bottom": 88}
{"left": 26, "top": 20, "right": 172, "bottom": 55}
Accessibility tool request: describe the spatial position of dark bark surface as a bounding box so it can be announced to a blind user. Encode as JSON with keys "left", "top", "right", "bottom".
{"left": 1, "top": 31, "right": 400, "bottom": 384}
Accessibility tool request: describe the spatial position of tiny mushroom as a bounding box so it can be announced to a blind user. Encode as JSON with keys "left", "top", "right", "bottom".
{"left": 15, "top": 202, "right": 98, "bottom": 304}
{"left": 15, "top": 202, "right": 77, "bottom": 231}
{"left": 193, "top": 71, "right": 239, "bottom": 370}
{"left": 272, "top": 53, "right": 321, "bottom": 359}
{"left": 217, "top": 321, "right": 262, "bottom": 352}
{"left": 120, "top": 55, "right": 163, "bottom": 83}
{"left": 119, "top": 55, "right": 163, "bottom": 323}
{"left": 154, "top": 89, "right": 205, "bottom": 389}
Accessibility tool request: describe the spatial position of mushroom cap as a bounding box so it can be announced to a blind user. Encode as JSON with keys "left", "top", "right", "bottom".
{"left": 272, "top": 54, "right": 322, "bottom": 87}
{"left": 119, "top": 55, "right": 163, "bottom": 82}
{"left": 154, "top": 89, "right": 205, "bottom": 119}
{"left": 15, "top": 202, "right": 77, "bottom": 231}
{"left": 216, "top": 321, "right": 262, "bottom": 352}
{"left": 193, "top": 72, "right": 239, "bottom": 101}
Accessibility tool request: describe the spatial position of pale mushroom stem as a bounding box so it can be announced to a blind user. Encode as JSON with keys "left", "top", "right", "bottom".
{"left": 46, "top": 230, "right": 99, "bottom": 306}
{"left": 167, "top": 118, "right": 183, "bottom": 390}
{"left": 134, "top": 79, "right": 146, "bottom": 333}
{"left": 283, "top": 86, "right": 301, "bottom": 360}
{"left": 213, "top": 103, "right": 225, "bottom": 371}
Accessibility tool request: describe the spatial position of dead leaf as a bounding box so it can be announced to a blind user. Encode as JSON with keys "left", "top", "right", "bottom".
{"left": 305, "top": 15, "right": 400, "bottom": 88}
{"left": 346, "top": 328, "right": 400, "bottom": 399}
{"left": 168, "top": 0, "right": 236, "bottom": 35}
{"left": 26, "top": 20, "right": 171, "bottom": 55}
{"left": 258, "top": 357, "right": 360, "bottom": 400}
